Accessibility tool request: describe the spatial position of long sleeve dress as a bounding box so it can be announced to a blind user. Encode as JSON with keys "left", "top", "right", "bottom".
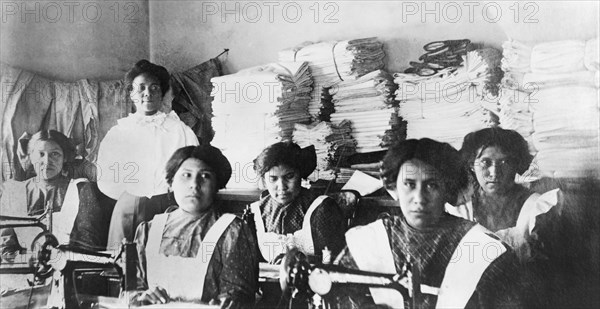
{"left": 331, "top": 213, "right": 524, "bottom": 309}
{"left": 96, "top": 111, "right": 199, "bottom": 200}
{"left": 133, "top": 208, "right": 259, "bottom": 305}
{"left": 446, "top": 184, "right": 542, "bottom": 262}
{"left": 251, "top": 188, "right": 346, "bottom": 262}
{"left": 97, "top": 111, "right": 199, "bottom": 247}
{"left": 0, "top": 175, "right": 110, "bottom": 292}
{"left": 0, "top": 175, "right": 110, "bottom": 253}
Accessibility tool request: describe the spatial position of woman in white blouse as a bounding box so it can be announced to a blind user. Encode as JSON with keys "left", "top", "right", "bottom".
{"left": 96, "top": 60, "right": 198, "bottom": 248}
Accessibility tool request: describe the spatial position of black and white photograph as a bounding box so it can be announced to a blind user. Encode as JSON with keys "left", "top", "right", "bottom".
{"left": 0, "top": 1, "right": 598, "bottom": 308}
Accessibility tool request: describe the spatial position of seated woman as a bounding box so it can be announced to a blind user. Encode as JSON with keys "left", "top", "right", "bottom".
{"left": 131, "top": 145, "right": 258, "bottom": 307}
{"left": 446, "top": 127, "right": 541, "bottom": 262}
{"left": 1, "top": 130, "right": 110, "bottom": 255}
{"left": 250, "top": 141, "right": 346, "bottom": 263}
{"left": 332, "top": 138, "right": 522, "bottom": 308}
{"left": 96, "top": 60, "right": 199, "bottom": 248}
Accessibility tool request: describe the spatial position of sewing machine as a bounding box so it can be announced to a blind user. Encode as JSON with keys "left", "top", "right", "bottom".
{"left": 1, "top": 211, "right": 136, "bottom": 309}
{"left": 281, "top": 248, "right": 418, "bottom": 309}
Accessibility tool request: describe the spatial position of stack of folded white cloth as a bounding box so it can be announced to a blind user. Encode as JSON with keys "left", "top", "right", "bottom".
{"left": 293, "top": 120, "right": 356, "bottom": 181}
{"left": 502, "top": 38, "right": 599, "bottom": 90}
{"left": 531, "top": 86, "right": 599, "bottom": 178}
{"left": 500, "top": 38, "right": 599, "bottom": 178}
{"left": 496, "top": 88, "right": 536, "bottom": 153}
{"left": 336, "top": 168, "right": 355, "bottom": 184}
{"left": 394, "top": 50, "right": 500, "bottom": 149}
{"left": 279, "top": 38, "right": 385, "bottom": 120}
{"left": 328, "top": 70, "right": 400, "bottom": 153}
{"left": 210, "top": 62, "right": 312, "bottom": 188}
{"left": 336, "top": 163, "right": 381, "bottom": 184}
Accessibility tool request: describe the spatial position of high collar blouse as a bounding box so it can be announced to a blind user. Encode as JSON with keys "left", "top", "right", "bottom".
{"left": 96, "top": 111, "right": 198, "bottom": 200}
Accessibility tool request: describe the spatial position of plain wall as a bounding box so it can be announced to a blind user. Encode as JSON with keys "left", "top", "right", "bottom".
{"left": 1, "top": 1, "right": 597, "bottom": 80}
{"left": 149, "top": 1, "right": 599, "bottom": 75}
{"left": 0, "top": 0, "right": 150, "bottom": 81}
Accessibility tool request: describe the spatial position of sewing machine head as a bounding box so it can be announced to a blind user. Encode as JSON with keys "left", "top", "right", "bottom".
{"left": 1, "top": 231, "right": 134, "bottom": 308}
{"left": 281, "top": 247, "right": 417, "bottom": 308}
{"left": 37, "top": 238, "right": 137, "bottom": 309}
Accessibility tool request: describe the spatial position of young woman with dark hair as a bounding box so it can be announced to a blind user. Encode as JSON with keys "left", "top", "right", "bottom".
{"left": 448, "top": 127, "right": 542, "bottom": 262}
{"left": 131, "top": 145, "right": 258, "bottom": 308}
{"left": 332, "top": 138, "right": 523, "bottom": 308}
{"left": 250, "top": 141, "right": 346, "bottom": 263}
{"left": 96, "top": 60, "right": 199, "bottom": 248}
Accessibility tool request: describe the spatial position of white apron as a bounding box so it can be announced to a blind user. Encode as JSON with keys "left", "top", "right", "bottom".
{"left": 52, "top": 178, "right": 87, "bottom": 244}
{"left": 346, "top": 220, "right": 506, "bottom": 308}
{"left": 251, "top": 195, "right": 328, "bottom": 262}
{"left": 146, "top": 213, "right": 236, "bottom": 301}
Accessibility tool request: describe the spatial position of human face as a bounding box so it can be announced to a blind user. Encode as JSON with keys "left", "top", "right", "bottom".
{"left": 396, "top": 159, "right": 447, "bottom": 230}
{"left": 170, "top": 158, "right": 218, "bottom": 215}
{"left": 473, "top": 146, "right": 517, "bottom": 196}
{"left": 29, "top": 140, "right": 65, "bottom": 180}
{"left": 264, "top": 165, "right": 302, "bottom": 205}
{"left": 130, "top": 73, "right": 162, "bottom": 116}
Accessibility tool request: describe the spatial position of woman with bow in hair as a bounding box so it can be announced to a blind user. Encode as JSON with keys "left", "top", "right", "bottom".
{"left": 250, "top": 141, "right": 346, "bottom": 264}
{"left": 1, "top": 130, "right": 110, "bottom": 256}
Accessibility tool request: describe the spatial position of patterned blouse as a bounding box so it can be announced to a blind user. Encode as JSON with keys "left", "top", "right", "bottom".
{"left": 332, "top": 212, "right": 524, "bottom": 308}
{"left": 255, "top": 188, "right": 346, "bottom": 256}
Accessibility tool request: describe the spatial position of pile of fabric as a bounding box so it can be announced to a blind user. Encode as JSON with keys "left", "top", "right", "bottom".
{"left": 170, "top": 58, "right": 224, "bottom": 145}
{"left": 210, "top": 62, "right": 313, "bottom": 187}
{"left": 328, "top": 70, "right": 401, "bottom": 153}
{"left": 279, "top": 38, "right": 385, "bottom": 120}
{"left": 293, "top": 120, "right": 356, "bottom": 181}
{"left": 496, "top": 88, "right": 536, "bottom": 154}
{"left": 500, "top": 38, "right": 599, "bottom": 178}
{"left": 394, "top": 49, "right": 502, "bottom": 149}
{"left": 1, "top": 59, "right": 224, "bottom": 184}
{"left": 337, "top": 163, "right": 381, "bottom": 184}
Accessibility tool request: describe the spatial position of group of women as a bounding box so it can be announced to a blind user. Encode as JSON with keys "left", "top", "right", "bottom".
{"left": 0, "top": 60, "right": 567, "bottom": 308}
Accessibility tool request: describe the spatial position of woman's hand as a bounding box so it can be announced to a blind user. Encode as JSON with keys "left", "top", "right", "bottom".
{"left": 136, "top": 286, "right": 170, "bottom": 305}
{"left": 209, "top": 297, "right": 242, "bottom": 309}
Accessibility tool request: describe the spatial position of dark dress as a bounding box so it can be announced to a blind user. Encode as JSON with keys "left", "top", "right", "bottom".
{"left": 252, "top": 188, "right": 346, "bottom": 259}
{"left": 332, "top": 212, "right": 524, "bottom": 308}
{"left": 133, "top": 208, "right": 259, "bottom": 305}
{"left": 0, "top": 175, "right": 112, "bottom": 253}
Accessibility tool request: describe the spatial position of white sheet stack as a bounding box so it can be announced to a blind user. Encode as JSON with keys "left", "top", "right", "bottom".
{"left": 210, "top": 62, "right": 312, "bottom": 188}
{"left": 500, "top": 38, "right": 600, "bottom": 178}
{"left": 394, "top": 50, "right": 499, "bottom": 150}
{"left": 279, "top": 38, "right": 385, "bottom": 120}
{"left": 337, "top": 163, "right": 381, "bottom": 184}
{"left": 327, "top": 70, "right": 400, "bottom": 153}
{"left": 293, "top": 120, "right": 356, "bottom": 181}
{"left": 499, "top": 41, "right": 538, "bottom": 158}
{"left": 496, "top": 88, "right": 536, "bottom": 154}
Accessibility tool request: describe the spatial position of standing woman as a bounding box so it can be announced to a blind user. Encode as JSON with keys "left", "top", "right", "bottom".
{"left": 96, "top": 60, "right": 198, "bottom": 248}
{"left": 447, "top": 127, "right": 541, "bottom": 262}
{"left": 131, "top": 145, "right": 258, "bottom": 307}
{"left": 250, "top": 141, "right": 346, "bottom": 263}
